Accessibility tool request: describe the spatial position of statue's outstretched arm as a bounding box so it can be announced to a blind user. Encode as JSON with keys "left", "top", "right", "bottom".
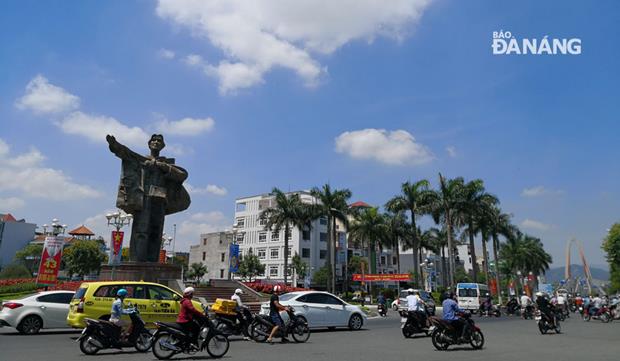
{"left": 106, "top": 135, "right": 144, "bottom": 161}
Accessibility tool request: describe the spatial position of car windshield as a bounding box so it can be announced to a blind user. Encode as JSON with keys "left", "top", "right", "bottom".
{"left": 278, "top": 293, "right": 298, "bottom": 302}
{"left": 73, "top": 287, "right": 88, "bottom": 299}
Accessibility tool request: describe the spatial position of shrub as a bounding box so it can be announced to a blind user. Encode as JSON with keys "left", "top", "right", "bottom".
{"left": 0, "top": 264, "right": 32, "bottom": 279}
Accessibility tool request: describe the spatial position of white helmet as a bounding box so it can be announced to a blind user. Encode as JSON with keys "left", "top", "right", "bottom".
{"left": 535, "top": 292, "right": 543, "bottom": 297}
{"left": 183, "top": 287, "right": 195, "bottom": 295}
{"left": 235, "top": 288, "right": 243, "bottom": 295}
{"left": 407, "top": 288, "right": 415, "bottom": 294}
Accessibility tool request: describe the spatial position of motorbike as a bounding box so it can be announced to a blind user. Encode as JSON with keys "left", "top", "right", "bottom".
{"left": 429, "top": 311, "right": 484, "bottom": 351}
{"left": 610, "top": 301, "right": 620, "bottom": 320}
{"left": 505, "top": 301, "right": 520, "bottom": 316}
{"left": 250, "top": 306, "right": 310, "bottom": 343}
{"left": 535, "top": 309, "right": 561, "bottom": 334}
{"left": 213, "top": 306, "right": 255, "bottom": 338}
{"left": 521, "top": 305, "right": 535, "bottom": 320}
{"left": 554, "top": 307, "right": 566, "bottom": 322}
{"left": 151, "top": 305, "right": 230, "bottom": 359}
{"left": 478, "top": 303, "right": 501, "bottom": 317}
{"left": 378, "top": 303, "right": 388, "bottom": 317}
{"left": 399, "top": 309, "right": 431, "bottom": 338}
{"left": 77, "top": 307, "right": 152, "bottom": 355}
{"left": 583, "top": 305, "right": 611, "bottom": 323}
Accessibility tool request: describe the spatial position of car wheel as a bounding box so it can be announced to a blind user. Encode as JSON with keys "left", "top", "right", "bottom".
{"left": 348, "top": 314, "right": 363, "bottom": 331}
{"left": 18, "top": 315, "right": 43, "bottom": 335}
{"left": 392, "top": 304, "right": 399, "bottom": 311}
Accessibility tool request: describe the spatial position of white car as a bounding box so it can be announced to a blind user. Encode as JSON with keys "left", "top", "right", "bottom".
{"left": 260, "top": 291, "right": 366, "bottom": 330}
{"left": 0, "top": 290, "right": 74, "bottom": 334}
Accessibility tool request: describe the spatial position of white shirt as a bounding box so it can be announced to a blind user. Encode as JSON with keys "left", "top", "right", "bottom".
{"left": 406, "top": 295, "right": 422, "bottom": 311}
{"left": 557, "top": 295, "right": 566, "bottom": 305}
{"left": 231, "top": 294, "right": 243, "bottom": 307}
{"left": 520, "top": 295, "right": 531, "bottom": 306}
{"left": 592, "top": 297, "right": 603, "bottom": 308}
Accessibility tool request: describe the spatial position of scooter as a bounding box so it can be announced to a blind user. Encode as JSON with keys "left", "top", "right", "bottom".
{"left": 535, "top": 309, "right": 561, "bottom": 334}
{"left": 77, "top": 308, "right": 152, "bottom": 355}
{"left": 399, "top": 309, "right": 431, "bottom": 338}
{"left": 429, "top": 311, "right": 484, "bottom": 351}
{"left": 583, "top": 305, "right": 611, "bottom": 323}
{"left": 478, "top": 304, "right": 501, "bottom": 317}
{"left": 213, "top": 306, "right": 255, "bottom": 338}
{"left": 250, "top": 306, "right": 310, "bottom": 343}
{"left": 521, "top": 305, "right": 535, "bottom": 320}
{"left": 377, "top": 303, "right": 388, "bottom": 317}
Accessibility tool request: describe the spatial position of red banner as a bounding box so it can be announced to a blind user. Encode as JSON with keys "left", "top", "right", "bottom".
{"left": 112, "top": 231, "right": 124, "bottom": 256}
{"left": 489, "top": 278, "right": 498, "bottom": 296}
{"left": 159, "top": 250, "right": 166, "bottom": 264}
{"left": 352, "top": 273, "right": 410, "bottom": 282}
{"left": 36, "top": 236, "right": 64, "bottom": 286}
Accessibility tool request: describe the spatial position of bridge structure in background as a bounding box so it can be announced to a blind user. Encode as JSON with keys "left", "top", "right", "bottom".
{"left": 564, "top": 239, "right": 594, "bottom": 295}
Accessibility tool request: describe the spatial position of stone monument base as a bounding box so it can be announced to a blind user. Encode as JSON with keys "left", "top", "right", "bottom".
{"left": 99, "top": 262, "right": 182, "bottom": 283}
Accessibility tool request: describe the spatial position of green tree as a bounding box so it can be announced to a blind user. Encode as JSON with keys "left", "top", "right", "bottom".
{"left": 291, "top": 252, "right": 308, "bottom": 286}
{"left": 382, "top": 211, "right": 408, "bottom": 274}
{"left": 14, "top": 244, "right": 43, "bottom": 275}
{"left": 62, "top": 240, "right": 106, "bottom": 278}
{"left": 347, "top": 255, "right": 366, "bottom": 275}
{"left": 312, "top": 265, "right": 331, "bottom": 288}
{"left": 310, "top": 184, "right": 351, "bottom": 293}
{"left": 500, "top": 232, "right": 552, "bottom": 291}
{"left": 385, "top": 180, "right": 434, "bottom": 286}
{"left": 348, "top": 207, "right": 387, "bottom": 294}
{"left": 486, "top": 207, "right": 518, "bottom": 303}
{"left": 187, "top": 262, "right": 208, "bottom": 283}
{"left": 238, "top": 248, "right": 265, "bottom": 282}
{"left": 0, "top": 263, "right": 32, "bottom": 279}
{"left": 602, "top": 223, "right": 620, "bottom": 293}
{"left": 260, "top": 188, "right": 311, "bottom": 285}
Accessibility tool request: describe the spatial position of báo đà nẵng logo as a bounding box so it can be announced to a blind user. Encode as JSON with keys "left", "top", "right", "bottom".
{"left": 492, "top": 30, "right": 581, "bottom": 55}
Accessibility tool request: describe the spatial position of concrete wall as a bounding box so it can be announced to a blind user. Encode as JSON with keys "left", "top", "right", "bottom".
{"left": 0, "top": 220, "right": 36, "bottom": 269}
{"left": 188, "top": 231, "right": 233, "bottom": 280}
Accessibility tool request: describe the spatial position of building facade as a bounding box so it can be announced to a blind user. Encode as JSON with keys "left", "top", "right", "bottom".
{"left": 188, "top": 231, "right": 234, "bottom": 280}
{"left": 0, "top": 213, "right": 37, "bottom": 269}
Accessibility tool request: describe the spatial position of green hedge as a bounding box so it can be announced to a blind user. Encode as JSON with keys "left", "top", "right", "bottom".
{"left": 0, "top": 282, "right": 38, "bottom": 294}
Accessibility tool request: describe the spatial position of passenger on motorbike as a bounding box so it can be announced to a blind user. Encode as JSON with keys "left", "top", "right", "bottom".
{"left": 556, "top": 293, "right": 567, "bottom": 314}
{"left": 506, "top": 297, "right": 519, "bottom": 314}
{"left": 231, "top": 288, "right": 251, "bottom": 340}
{"left": 109, "top": 289, "right": 135, "bottom": 341}
{"left": 590, "top": 294, "right": 603, "bottom": 315}
{"left": 177, "top": 287, "right": 206, "bottom": 347}
{"left": 535, "top": 292, "right": 556, "bottom": 327}
{"left": 406, "top": 289, "right": 427, "bottom": 327}
{"left": 442, "top": 292, "right": 466, "bottom": 340}
{"left": 267, "top": 285, "right": 290, "bottom": 344}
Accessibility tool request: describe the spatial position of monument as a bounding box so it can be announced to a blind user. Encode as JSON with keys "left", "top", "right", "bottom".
{"left": 99, "top": 134, "right": 191, "bottom": 282}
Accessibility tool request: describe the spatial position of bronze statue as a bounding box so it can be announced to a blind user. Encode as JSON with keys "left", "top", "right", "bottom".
{"left": 106, "top": 134, "right": 190, "bottom": 262}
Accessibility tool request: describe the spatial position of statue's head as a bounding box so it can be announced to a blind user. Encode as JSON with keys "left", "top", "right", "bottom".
{"left": 148, "top": 134, "right": 165, "bottom": 152}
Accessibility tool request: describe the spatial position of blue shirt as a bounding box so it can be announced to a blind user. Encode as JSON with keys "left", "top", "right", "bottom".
{"left": 442, "top": 298, "right": 462, "bottom": 321}
{"left": 110, "top": 298, "right": 133, "bottom": 320}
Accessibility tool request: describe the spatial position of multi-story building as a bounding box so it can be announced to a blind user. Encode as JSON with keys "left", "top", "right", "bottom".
{"left": 188, "top": 231, "right": 234, "bottom": 280}
{"left": 0, "top": 213, "right": 36, "bottom": 269}
{"left": 234, "top": 191, "right": 331, "bottom": 284}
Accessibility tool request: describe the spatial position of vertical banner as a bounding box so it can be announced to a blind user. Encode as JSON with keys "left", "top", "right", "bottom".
{"left": 489, "top": 278, "right": 498, "bottom": 296}
{"left": 36, "top": 236, "right": 64, "bottom": 286}
{"left": 159, "top": 250, "right": 166, "bottom": 263}
{"left": 229, "top": 244, "right": 240, "bottom": 273}
{"left": 109, "top": 231, "right": 123, "bottom": 266}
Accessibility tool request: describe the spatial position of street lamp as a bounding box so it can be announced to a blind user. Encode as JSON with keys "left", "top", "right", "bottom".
{"left": 41, "top": 218, "right": 67, "bottom": 236}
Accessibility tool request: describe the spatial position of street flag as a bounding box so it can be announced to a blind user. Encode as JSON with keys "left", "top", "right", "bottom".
{"left": 109, "top": 231, "right": 123, "bottom": 266}
{"left": 36, "top": 236, "right": 64, "bottom": 286}
{"left": 229, "top": 244, "right": 240, "bottom": 273}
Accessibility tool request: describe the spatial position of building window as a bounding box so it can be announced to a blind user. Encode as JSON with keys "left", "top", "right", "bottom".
{"left": 380, "top": 256, "right": 386, "bottom": 265}
{"left": 236, "top": 217, "right": 245, "bottom": 228}
{"left": 269, "top": 266, "right": 278, "bottom": 277}
{"left": 285, "top": 246, "right": 292, "bottom": 259}
{"left": 259, "top": 217, "right": 267, "bottom": 226}
{"left": 271, "top": 232, "right": 279, "bottom": 242}
{"left": 203, "top": 238, "right": 207, "bottom": 246}
{"left": 221, "top": 253, "right": 226, "bottom": 262}
{"left": 257, "top": 248, "right": 266, "bottom": 260}
{"left": 393, "top": 256, "right": 397, "bottom": 265}
{"left": 258, "top": 199, "right": 271, "bottom": 210}
{"left": 270, "top": 248, "right": 279, "bottom": 259}
{"left": 258, "top": 232, "right": 267, "bottom": 243}
{"left": 319, "top": 217, "right": 327, "bottom": 225}
{"left": 236, "top": 202, "right": 247, "bottom": 212}
{"left": 220, "top": 269, "right": 225, "bottom": 278}
{"left": 302, "top": 229, "right": 310, "bottom": 240}
{"left": 239, "top": 250, "right": 243, "bottom": 260}
{"left": 320, "top": 232, "right": 327, "bottom": 242}
{"left": 236, "top": 233, "right": 245, "bottom": 244}
{"left": 302, "top": 248, "right": 310, "bottom": 258}
{"left": 320, "top": 250, "right": 327, "bottom": 259}
{"left": 202, "top": 252, "right": 206, "bottom": 261}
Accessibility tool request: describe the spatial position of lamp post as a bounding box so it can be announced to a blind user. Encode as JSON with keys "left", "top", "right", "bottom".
{"left": 41, "top": 218, "right": 67, "bottom": 236}
{"left": 422, "top": 258, "right": 435, "bottom": 292}
{"left": 105, "top": 211, "right": 132, "bottom": 280}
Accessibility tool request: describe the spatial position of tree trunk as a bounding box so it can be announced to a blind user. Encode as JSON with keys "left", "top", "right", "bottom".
{"left": 395, "top": 237, "right": 401, "bottom": 274}
{"left": 482, "top": 236, "right": 490, "bottom": 284}
{"left": 331, "top": 216, "right": 337, "bottom": 294}
{"left": 446, "top": 213, "right": 455, "bottom": 288}
{"left": 492, "top": 234, "right": 502, "bottom": 304}
{"left": 411, "top": 209, "right": 420, "bottom": 287}
{"left": 284, "top": 224, "right": 290, "bottom": 285}
{"left": 325, "top": 215, "right": 332, "bottom": 293}
{"left": 468, "top": 219, "right": 478, "bottom": 282}
{"left": 441, "top": 246, "right": 447, "bottom": 289}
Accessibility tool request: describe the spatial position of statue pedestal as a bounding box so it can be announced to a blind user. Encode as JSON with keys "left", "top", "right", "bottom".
{"left": 99, "top": 262, "right": 182, "bottom": 283}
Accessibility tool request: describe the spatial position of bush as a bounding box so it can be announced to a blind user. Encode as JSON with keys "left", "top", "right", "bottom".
{"left": 0, "top": 264, "right": 32, "bottom": 279}
{"left": 0, "top": 282, "right": 38, "bottom": 294}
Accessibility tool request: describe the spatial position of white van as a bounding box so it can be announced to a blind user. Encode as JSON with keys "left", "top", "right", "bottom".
{"left": 456, "top": 283, "right": 489, "bottom": 311}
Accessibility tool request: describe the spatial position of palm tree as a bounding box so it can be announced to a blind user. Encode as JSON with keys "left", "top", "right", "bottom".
{"left": 486, "top": 207, "right": 518, "bottom": 304}
{"left": 259, "top": 188, "right": 311, "bottom": 285}
{"left": 310, "top": 184, "right": 352, "bottom": 293}
{"left": 500, "top": 232, "right": 552, "bottom": 292}
{"left": 459, "top": 179, "right": 498, "bottom": 283}
{"left": 348, "top": 207, "right": 387, "bottom": 294}
{"left": 385, "top": 180, "right": 434, "bottom": 286}
{"left": 429, "top": 174, "right": 465, "bottom": 288}
{"left": 382, "top": 211, "right": 408, "bottom": 274}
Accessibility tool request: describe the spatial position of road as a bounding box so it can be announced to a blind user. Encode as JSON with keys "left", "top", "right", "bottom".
{"left": 1, "top": 312, "right": 619, "bottom": 361}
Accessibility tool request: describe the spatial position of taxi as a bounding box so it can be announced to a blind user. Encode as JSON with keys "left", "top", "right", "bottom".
{"left": 66, "top": 281, "right": 202, "bottom": 328}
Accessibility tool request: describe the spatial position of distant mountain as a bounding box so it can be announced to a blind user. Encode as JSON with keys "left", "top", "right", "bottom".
{"left": 544, "top": 264, "right": 609, "bottom": 283}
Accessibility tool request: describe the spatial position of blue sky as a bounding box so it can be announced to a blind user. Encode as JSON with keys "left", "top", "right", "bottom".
{"left": 1, "top": 0, "right": 618, "bottom": 269}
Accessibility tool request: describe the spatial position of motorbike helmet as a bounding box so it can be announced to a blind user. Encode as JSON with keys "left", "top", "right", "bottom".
{"left": 235, "top": 288, "right": 243, "bottom": 295}
{"left": 407, "top": 288, "right": 414, "bottom": 294}
{"left": 117, "top": 289, "right": 128, "bottom": 298}
{"left": 183, "top": 287, "right": 195, "bottom": 295}
{"left": 535, "top": 292, "right": 543, "bottom": 297}
{"left": 273, "top": 285, "right": 282, "bottom": 293}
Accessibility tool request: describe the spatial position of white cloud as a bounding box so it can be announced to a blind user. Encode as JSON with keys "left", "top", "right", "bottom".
{"left": 335, "top": 128, "right": 434, "bottom": 166}
{"left": 0, "top": 138, "right": 102, "bottom": 201}
{"left": 521, "top": 186, "right": 564, "bottom": 198}
{"left": 0, "top": 197, "right": 26, "bottom": 211}
{"left": 58, "top": 111, "right": 150, "bottom": 149}
{"left": 177, "top": 211, "right": 231, "bottom": 249}
{"left": 186, "top": 183, "right": 228, "bottom": 196}
{"left": 521, "top": 219, "right": 553, "bottom": 231}
{"left": 156, "top": 0, "right": 432, "bottom": 93}
{"left": 446, "top": 146, "right": 457, "bottom": 158}
{"left": 159, "top": 48, "right": 176, "bottom": 59}
{"left": 15, "top": 75, "right": 80, "bottom": 114}
{"left": 156, "top": 117, "right": 215, "bottom": 136}
{"left": 184, "top": 54, "right": 204, "bottom": 66}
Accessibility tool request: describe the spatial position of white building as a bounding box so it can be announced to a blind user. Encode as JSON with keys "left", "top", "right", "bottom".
{"left": 188, "top": 231, "right": 234, "bottom": 280}
{"left": 234, "top": 191, "right": 332, "bottom": 284}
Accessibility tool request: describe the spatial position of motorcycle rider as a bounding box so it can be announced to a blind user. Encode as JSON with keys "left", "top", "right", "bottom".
{"left": 590, "top": 293, "right": 603, "bottom": 316}
{"left": 109, "top": 288, "right": 135, "bottom": 342}
{"left": 231, "top": 288, "right": 251, "bottom": 340}
{"left": 406, "top": 289, "right": 427, "bottom": 328}
{"left": 520, "top": 292, "right": 532, "bottom": 316}
{"left": 177, "top": 287, "right": 206, "bottom": 348}
{"left": 556, "top": 292, "right": 567, "bottom": 315}
{"left": 442, "top": 292, "right": 467, "bottom": 340}
{"left": 267, "top": 285, "right": 290, "bottom": 344}
{"left": 377, "top": 293, "right": 386, "bottom": 314}
{"left": 506, "top": 297, "right": 519, "bottom": 315}
{"left": 480, "top": 293, "right": 493, "bottom": 315}
{"left": 535, "top": 292, "right": 556, "bottom": 327}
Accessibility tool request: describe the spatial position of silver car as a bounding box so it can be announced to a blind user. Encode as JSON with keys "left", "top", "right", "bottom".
{"left": 0, "top": 290, "right": 74, "bottom": 334}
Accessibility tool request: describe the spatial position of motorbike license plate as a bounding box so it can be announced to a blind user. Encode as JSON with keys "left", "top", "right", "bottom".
{"left": 400, "top": 317, "right": 407, "bottom": 323}
{"left": 535, "top": 316, "right": 541, "bottom": 320}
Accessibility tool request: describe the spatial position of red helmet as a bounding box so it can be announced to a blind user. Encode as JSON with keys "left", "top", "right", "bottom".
{"left": 273, "top": 285, "right": 282, "bottom": 293}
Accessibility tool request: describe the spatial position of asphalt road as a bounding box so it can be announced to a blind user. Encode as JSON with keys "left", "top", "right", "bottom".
{"left": 1, "top": 312, "right": 619, "bottom": 361}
